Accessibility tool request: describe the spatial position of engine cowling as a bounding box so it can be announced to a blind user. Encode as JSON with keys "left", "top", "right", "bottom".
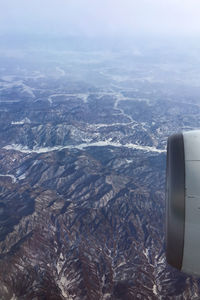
{"left": 166, "top": 130, "right": 200, "bottom": 276}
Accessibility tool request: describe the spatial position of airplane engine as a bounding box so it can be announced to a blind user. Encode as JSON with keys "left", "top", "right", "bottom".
{"left": 166, "top": 130, "right": 200, "bottom": 276}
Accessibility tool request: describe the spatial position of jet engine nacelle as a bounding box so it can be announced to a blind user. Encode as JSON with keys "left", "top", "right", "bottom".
{"left": 166, "top": 130, "right": 200, "bottom": 276}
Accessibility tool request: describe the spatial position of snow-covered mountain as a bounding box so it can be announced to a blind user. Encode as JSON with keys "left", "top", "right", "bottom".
{"left": 0, "top": 40, "right": 200, "bottom": 299}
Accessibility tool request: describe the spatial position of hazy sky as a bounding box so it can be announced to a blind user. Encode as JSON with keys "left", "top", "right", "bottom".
{"left": 1, "top": 0, "right": 200, "bottom": 37}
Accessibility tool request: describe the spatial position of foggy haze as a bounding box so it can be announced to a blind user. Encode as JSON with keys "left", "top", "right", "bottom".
{"left": 1, "top": 0, "right": 200, "bottom": 38}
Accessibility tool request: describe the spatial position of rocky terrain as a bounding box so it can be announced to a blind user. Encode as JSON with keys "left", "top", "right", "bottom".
{"left": 1, "top": 39, "right": 200, "bottom": 299}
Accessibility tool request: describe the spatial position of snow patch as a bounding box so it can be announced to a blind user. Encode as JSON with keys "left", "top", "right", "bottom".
{"left": 102, "top": 293, "right": 111, "bottom": 299}
{"left": 18, "top": 174, "right": 26, "bottom": 180}
{"left": 11, "top": 117, "right": 31, "bottom": 125}
{"left": 21, "top": 84, "right": 35, "bottom": 98}
{"left": 0, "top": 174, "right": 17, "bottom": 183}
{"left": 48, "top": 92, "right": 89, "bottom": 104}
{"left": 153, "top": 284, "right": 158, "bottom": 296}
{"left": 125, "top": 159, "right": 133, "bottom": 164}
{"left": 0, "top": 79, "right": 35, "bottom": 98}
{"left": 143, "top": 248, "right": 149, "bottom": 260}
{"left": 3, "top": 141, "right": 166, "bottom": 154}
{"left": 57, "top": 276, "right": 74, "bottom": 300}
{"left": 94, "top": 122, "right": 134, "bottom": 128}
{"left": 116, "top": 261, "right": 126, "bottom": 268}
